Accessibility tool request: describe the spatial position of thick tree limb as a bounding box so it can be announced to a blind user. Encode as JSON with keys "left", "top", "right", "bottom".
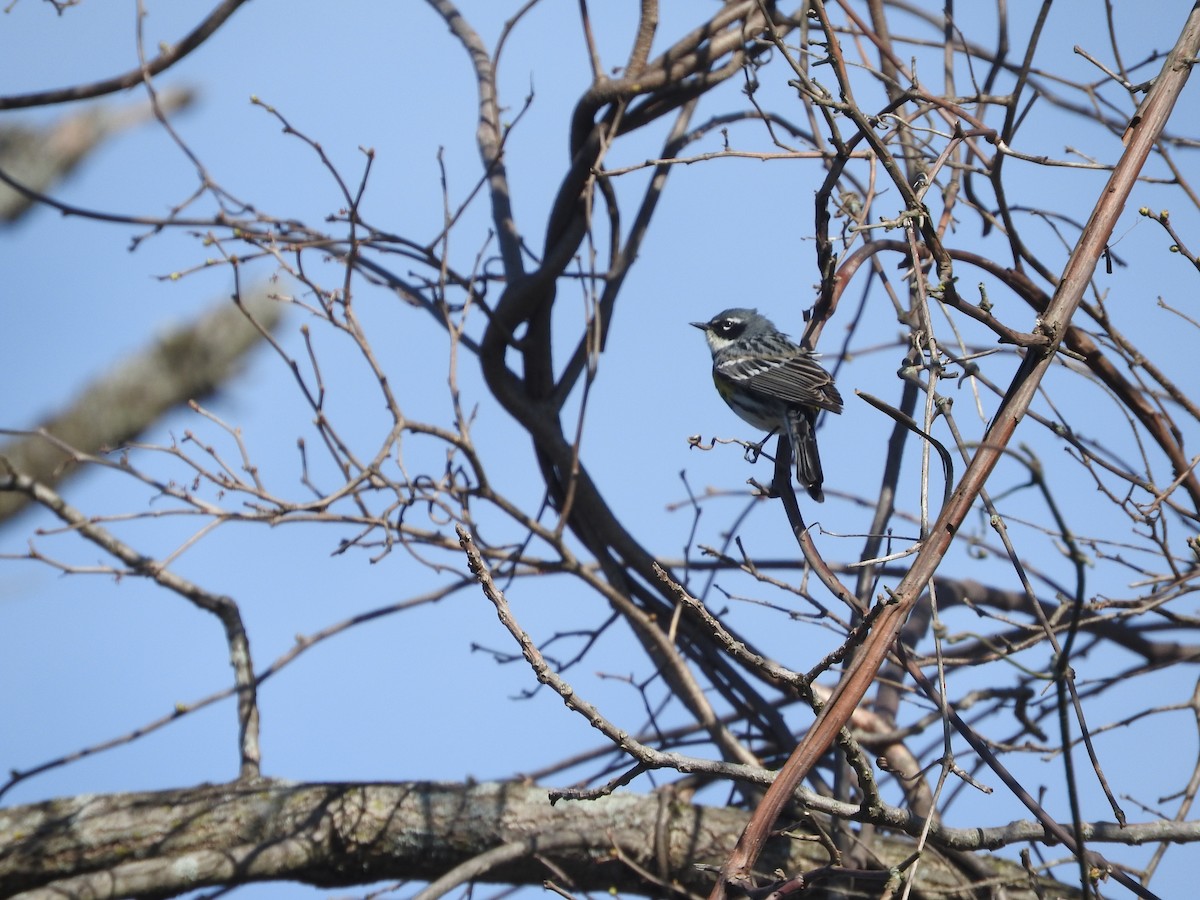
{"left": 0, "top": 780, "right": 1085, "bottom": 899}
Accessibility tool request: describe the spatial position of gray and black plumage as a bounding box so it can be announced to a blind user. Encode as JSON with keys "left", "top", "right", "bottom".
{"left": 692, "top": 308, "right": 843, "bottom": 501}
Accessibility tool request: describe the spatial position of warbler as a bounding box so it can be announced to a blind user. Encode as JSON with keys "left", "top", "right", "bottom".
{"left": 692, "top": 308, "right": 843, "bottom": 501}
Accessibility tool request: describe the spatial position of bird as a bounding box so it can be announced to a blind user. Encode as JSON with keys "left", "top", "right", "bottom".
{"left": 692, "top": 308, "right": 843, "bottom": 501}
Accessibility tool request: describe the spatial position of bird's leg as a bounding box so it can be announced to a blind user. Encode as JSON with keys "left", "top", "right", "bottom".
{"left": 744, "top": 428, "right": 779, "bottom": 465}
{"left": 745, "top": 431, "right": 788, "bottom": 498}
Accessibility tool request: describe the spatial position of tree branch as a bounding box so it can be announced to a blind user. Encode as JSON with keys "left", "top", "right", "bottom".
{"left": 0, "top": 780, "right": 1091, "bottom": 900}
{"left": 0, "top": 288, "right": 282, "bottom": 523}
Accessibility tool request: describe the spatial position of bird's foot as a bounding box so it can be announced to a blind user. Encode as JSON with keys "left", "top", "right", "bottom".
{"left": 743, "top": 429, "right": 779, "bottom": 465}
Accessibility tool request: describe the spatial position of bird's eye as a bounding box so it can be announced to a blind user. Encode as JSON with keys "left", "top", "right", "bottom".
{"left": 719, "top": 319, "right": 741, "bottom": 335}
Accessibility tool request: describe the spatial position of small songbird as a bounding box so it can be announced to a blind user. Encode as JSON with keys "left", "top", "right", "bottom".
{"left": 692, "top": 308, "right": 843, "bottom": 501}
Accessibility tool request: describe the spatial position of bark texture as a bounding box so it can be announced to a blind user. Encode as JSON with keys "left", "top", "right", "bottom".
{"left": 0, "top": 780, "right": 1078, "bottom": 899}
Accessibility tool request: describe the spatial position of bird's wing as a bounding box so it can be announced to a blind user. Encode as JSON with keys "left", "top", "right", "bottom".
{"left": 716, "top": 351, "right": 844, "bottom": 413}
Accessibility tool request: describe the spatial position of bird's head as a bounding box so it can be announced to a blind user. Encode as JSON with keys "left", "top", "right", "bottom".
{"left": 691, "top": 308, "right": 764, "bottom": 353}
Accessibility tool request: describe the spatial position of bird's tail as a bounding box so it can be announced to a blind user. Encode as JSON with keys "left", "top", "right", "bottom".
{"left": 787, "top": 408, "right": 825, "bottom": 502}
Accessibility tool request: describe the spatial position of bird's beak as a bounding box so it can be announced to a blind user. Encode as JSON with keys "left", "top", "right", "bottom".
{"left": 690, "top": 321, "right": 708, "bottom": 331}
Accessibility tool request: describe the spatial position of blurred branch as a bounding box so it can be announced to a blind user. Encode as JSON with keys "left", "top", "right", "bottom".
{"left": 0, "top": 287, "right": 283, "bottom": 522}
{"left": 0, "top": 87, "right": 196, "bottom": 223}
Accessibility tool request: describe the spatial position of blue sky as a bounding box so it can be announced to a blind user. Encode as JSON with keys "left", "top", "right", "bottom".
{"left": 3, "top": 2, "right": 1199, "bottom": 897}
